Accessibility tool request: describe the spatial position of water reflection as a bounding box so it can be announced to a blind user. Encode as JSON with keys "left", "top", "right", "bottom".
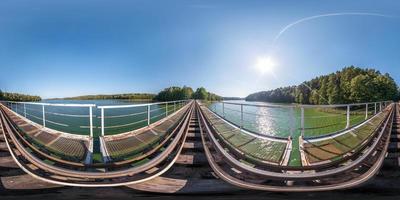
{"left": 255, "top": 106, "right": 274, "bottom": 136}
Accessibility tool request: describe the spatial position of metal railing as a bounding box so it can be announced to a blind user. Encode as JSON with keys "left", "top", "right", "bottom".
{"left": 1, "top": 101, "right": 96, "bottom": 137}
{"left": 205, "top": 100, "right": 392, "bottom": 139}
{"left": 97, "top": 100, "right": 189, "bottom": 136}
{"left": 0, "top": 99, "right": 190, "bottom": 137}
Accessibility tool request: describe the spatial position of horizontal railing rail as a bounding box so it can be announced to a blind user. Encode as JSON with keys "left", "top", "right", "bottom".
{"left": 0, "top": 100, "right": 95, "bottom": 137}
{"left": 0, "top": 99, "right": 191, "bottom": 137}
{"left": 0, "top": 101, "right": 96, "bottom": 107}
{"left": 216, "top": 100, "right": 392, "bottom": 109}
{"left": 97, "top": 100, "right": 189, "bottom": 136}
{"left": 204, "top": 100, "right": 392, "bottom": 138}
{"left": 97, "top": 100, "right": 187, "bottom": 109}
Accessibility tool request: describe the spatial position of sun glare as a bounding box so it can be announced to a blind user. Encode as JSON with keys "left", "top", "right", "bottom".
{"left": 255, "top": 56, "right": 276, "bottom": 75}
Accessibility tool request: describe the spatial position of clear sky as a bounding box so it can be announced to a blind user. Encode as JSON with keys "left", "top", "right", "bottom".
{"left": 0, "top": 0, "right": 399, "bottom": 98}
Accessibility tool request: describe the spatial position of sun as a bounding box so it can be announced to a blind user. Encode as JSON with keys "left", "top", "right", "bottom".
{"left": 255, "top": 56, "right": 276, "bottom": 74}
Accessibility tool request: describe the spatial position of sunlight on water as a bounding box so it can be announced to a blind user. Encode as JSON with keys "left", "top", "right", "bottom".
{"left": 255, "top": 107, "right": 274, "bottom": 136}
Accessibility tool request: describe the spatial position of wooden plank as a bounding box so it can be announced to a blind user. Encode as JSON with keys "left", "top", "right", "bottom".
{"left": 1, "top": 174, "right": 62, "bottom": 190}
{"left": 126, "top": 177, "right": 187, "bottom": 193}
{"left": 0, "top": 142, "right": 7, "bottom": 151}
{"left": 0, "top": 156, "right": 19, "bottom": 168}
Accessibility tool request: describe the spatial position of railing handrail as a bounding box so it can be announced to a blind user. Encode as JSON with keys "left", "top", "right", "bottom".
{"left": 1, "top": 99, "right": 191, "bottom": 137}
{"left": 205, "top": 100, "right": 392, "bottom": 138}
{"left": 0, "top": 101, "right": 95, "bottom": 107}
{"left": 212, "top": 100, "right": 392, "bottom": 109}
{"left": 97, "top": 100, "right": 188, "bottom": 109}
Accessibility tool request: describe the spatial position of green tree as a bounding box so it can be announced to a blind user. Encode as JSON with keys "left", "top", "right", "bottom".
{"left": 318, "top": 76, "right": 329, "bottom": 104}
{"left": 327, "top": 74, "right": 341, "bottom": 104}
{"left": 193, "top": 87, "right": 208, "bottom": 100}
{"left": 350, "top": 74, "right": 373, "bottom": 102}
{"left": 181, "top": 86, "right": 193, "bottom": 99}
{"left": 1, "top": 92, "right": 41, "bottom": 102}
{"left": 246, "top": 66, "right": 398, "bottom": 104}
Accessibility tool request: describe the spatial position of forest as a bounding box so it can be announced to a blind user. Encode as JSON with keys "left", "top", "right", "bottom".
{"left": 1, "top": 86, "right": 221, "bottom": 102}
{"left": 0, "top": 90, "right": 42, "bottom": 102}
{"left": 246, "top": 66, "right": 399, "bottom": 104}
{"left": 57, "top": 93, "right": 156, "bottom": 100}
{"left": 154, "top": 86, "right": 222, "bottom": 101}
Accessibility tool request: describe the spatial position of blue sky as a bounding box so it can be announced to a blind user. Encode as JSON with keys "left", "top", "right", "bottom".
{"left": 0, "top": 0, "right": 399, "bottom": 98}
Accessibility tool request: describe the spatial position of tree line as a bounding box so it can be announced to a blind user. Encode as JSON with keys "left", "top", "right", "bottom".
{"left": 57, "top": 93, "right": 156, "bottom": 100}
{"left": 154, "top": 86, "right": 222, "bottom": 101}
{"left": 246, "top": 66, "right": 399, "bottom": 104}
{"left": 0, "top": 90, "right": 42, "bottom": 102}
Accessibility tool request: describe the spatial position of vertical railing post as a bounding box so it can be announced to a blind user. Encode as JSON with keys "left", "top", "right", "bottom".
{"left": 147, "top": 105, "right": 150, "bottom": 126}
{"left": 165, "top": 102, "right": 168, "bottom": 116}
{"left": 42, "top": 105, "right": 46, "bottom": 127}
{"left": 379, "top": 102, "right": 382, "bottom": 112}
{"left": 301, "top": 107, "right": 305, "bottom": 137}
{"left": 24, "top": 103, "right": 26, "bottom": 118}
{"left": 101, "top": 108, "right": 105, "bottom": 136}
{"left": 240, "top": 104, "right": 244, "bottom": 130}
{"left": 89, "top": 106, "right": 93, "bottom": 138}
{"left": 346, "top": 105, "right": 350, "bottom": 129}
{"left": 174, "top": 101, "right": 176, "bottom": 112}
{"left": 222, "top": 102, "right": 225, "bottom": 118}
{"left": 365, "top": 103, "right": 368, "bottom": 120}
{"left": 374, "top": 103, "right": 377, "bottom": 114}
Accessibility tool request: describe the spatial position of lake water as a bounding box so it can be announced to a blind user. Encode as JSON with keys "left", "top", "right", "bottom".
{"left": 6, "top": 99, "right": 379, "bottom": 166}
{"left": 207, "top": 100, "right": 377, "bottom": 166}
{"left": 9, "top": 99, "right": 184, "bottom": 137}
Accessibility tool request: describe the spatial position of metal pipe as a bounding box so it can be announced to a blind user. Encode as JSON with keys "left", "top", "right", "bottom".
{"left": 222, "top": 102, "right": 225, "bottom": 118}
{"left": 240, "top": 104, "right": 244, "bottom": 130}
{"left": 365, "top": 103, "right": 368, "bottom": 120}
{"left": 147, "top": 105, "right": 150, "bottom": 126}
{"left": 89, "top": 107, "right": 93, "bottom": 138}
{"left": 101, "top": 108, "right": 105, "bottom": 136}
{"left": 42, "top": 105, "right": 46, "bottom": 127}
{"left": 165, "top": 102, "right": 168, "bottom": 116}
{"left": 301, "top": 107, "right": 305, "bottom": 137}
{"left": 346, "top": 105, "right": 350, "bottom": 128}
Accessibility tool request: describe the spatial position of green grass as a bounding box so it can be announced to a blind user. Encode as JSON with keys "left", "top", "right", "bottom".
{"left": 131, "top": 158, "right": 150, "bottom": 167}
{"left": 92, "top": 153, "right": 103, "bottom": 163}
{"left": 305, "top": 110, "right": 388, "bottom": 163}
{"left": 206, "top": 103, "right": 387, "bottom": 167}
